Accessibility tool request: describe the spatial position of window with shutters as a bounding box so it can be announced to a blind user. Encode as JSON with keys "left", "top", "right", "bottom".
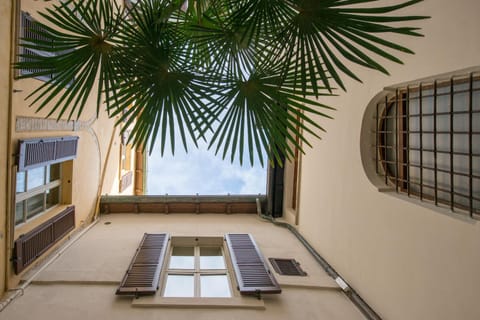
{"left": 17, "top": 11, "right": 56, "bottom": 82}
{"left": 119, "top": 130, "right": 134, "bottom": 193}
{"left": 374, "top": 71, "right": 480, "bottom": 218}
{"left": 15, "top": 163, "right": 62, "bottom": 225}
{"left": 15, "top": 136, "right": 78, "bottom": 226}
{"left": 129, "top": 234, "right": 279, "bottom": 307}
{"left": 161, "top": 237, "right": 232, "bottom": 298}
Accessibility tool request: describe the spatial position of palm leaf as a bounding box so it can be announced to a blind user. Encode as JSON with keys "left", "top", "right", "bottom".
{"left": 15, "top": 0, "right": 429, "bottom": 166}
{"left": 207, "top": 65, "right": 335, "bottom": 166}
{"left": 15, "top": 0, "right": 125, "bottom": 119}
{"left": 271, "top": 0, "right": 428, "bottom": 93}
{"left": 111, "top": 0, "right": 218, "bottom": 154}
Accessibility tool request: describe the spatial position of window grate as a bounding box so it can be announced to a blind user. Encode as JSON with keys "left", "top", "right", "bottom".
{"left": 268, "top": 258, "right": 307, "bottom": 276}
{"left": 375, "top": 72, "right": 480, "bottom": 218}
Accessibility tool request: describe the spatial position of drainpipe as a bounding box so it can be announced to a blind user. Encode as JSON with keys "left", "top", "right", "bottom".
{"left": 255, "top": 199, "right": 382, "bottom": 320}
{"left": 4, "top": 0, "right": 17, "bottom": 294}
{"left": 90, "top": 125, "right": 117, "bottom": 222}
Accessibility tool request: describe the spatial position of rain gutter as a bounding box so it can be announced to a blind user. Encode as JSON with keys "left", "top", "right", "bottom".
{"left": 255, "top": 198, "right": 382, "bottom": 320}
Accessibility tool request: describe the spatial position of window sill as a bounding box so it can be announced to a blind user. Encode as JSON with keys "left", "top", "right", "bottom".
{"left": 131, "top": 296, "right": 265, "bottom": 309}
{"left": 378, "top": 189, "right": 479, "bottom": 223}
{"left": 14, "top": 204, "right": 67, "bottom": 235}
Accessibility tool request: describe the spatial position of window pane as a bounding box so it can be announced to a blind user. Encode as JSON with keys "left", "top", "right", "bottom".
{"left": 453, "top": 154, "right": 469, "bottom": 175}
{"left": 200, "top": 275, "right": 231, "bottom": 298}
{"left": 436, "top": 134, "right": 450, "bottom": 154}
{"left": 454, "top": 175, "right": 469, "bottom": 197}
{"left": 47, "top": 163, "right": 60, "bottom": 182}
{"left": 436, "top": 92, "right": 450, "bottom": 113}
{"left": 26, "top": 193, "right": 44, "bottom": 218}
{"left": 163, "top": 274, "right": 194, "bottom": 297}
{"left": 46, "top": 187, "right": 60, "bottom": 209}
{"left": 27, "top": 166, "right": 45, "bottom": 190}
{"left": 16, "top": 171, "right": 26, "bottom": 193}
{"left": 169, "top": 247, "right": 194, "bottom": 269}
{"left": 15, "top": 202, "right": 25, "bottom": 225}
{"left": 437, "top": 153, "right": 450, "bottom": 172}
{"left": 422, "top": 94, "right": 434, "bottom": 114}
{"left": 200, "top": 247, "right": 225, "bottom": 269}
{"left": 453, "top": 90, "right": 468, "bottom": 112}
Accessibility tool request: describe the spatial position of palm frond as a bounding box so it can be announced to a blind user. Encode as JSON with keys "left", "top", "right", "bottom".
{"left": 15, "top": 0, "right": 125, "bottom": 119}
{"left": 15, "top": 0, "right": 429, "bottom": 166}
{"left": 208, "top": 66, "right": 335, "bottom": 166}
{"left": 272, "top": 0, "right": 429, "bottom": 93}
{"left": 112, "top": 0, "right": 218, "bottom": 155}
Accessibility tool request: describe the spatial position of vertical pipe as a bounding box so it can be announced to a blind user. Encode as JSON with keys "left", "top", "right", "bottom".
{"left": 419, "top": 83, "right": 424, "bottom": 200}
{"left": 375, "top": 103, "right": 379, "bottom": 175}
{"left": 450, "top": 77, "right": 454, "bottom": 211}
{"left": 468, "top": 73, "right": 473, "bottom": 217}
{"left": 406, "top": 87, "right": 410, "bottom": 196}
{"left": 433, "top": 81, "right": 438, "bottom": 205}
{"left": 395, "top": 89, "right": 399, "bottom": 192}
{"left": 5, "top": 0, "right": 18, "bottom": 292}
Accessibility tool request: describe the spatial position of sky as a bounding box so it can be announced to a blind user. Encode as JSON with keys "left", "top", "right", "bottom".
{"left": 146, "top": 136, "right": 267, "bottom": 195}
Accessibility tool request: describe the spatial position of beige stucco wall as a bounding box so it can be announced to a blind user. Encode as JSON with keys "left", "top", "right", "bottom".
{"left": 295, "top": 1, "right": 480, "bottom": 319}
{"left": 2, "top": 0, "right": 127, "bottom": 291}
{"left": 0, "top": 213, "right": 365, "bottom": 320}
{"left": 0, "top": 0, "right": 13, "bottom": 297}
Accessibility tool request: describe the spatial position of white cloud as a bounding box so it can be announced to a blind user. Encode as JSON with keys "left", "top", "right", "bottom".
{"left": 146, "top": 137, "right": 267, "bottom": 195}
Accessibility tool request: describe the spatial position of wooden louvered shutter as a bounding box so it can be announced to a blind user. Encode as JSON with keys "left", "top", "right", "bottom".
{"left": 116, "top": 233, "right": 169, "bottom": 296}
{"left": 225, "top": 233, "right": 281, "bottom": 295}
{"left": 13, "top": 206, "right": 75, "bottom": 274}
{"left": 17, "top": 136, "right": 79, "bottom": 171}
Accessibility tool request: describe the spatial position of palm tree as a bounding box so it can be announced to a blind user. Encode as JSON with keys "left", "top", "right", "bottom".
{"left": 15, "top": 0, "right": 427, "bottom": 166}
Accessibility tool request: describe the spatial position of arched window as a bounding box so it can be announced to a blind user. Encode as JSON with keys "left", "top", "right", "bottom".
{"left": 374, "top": 71, "right": 480, "bottom": 218}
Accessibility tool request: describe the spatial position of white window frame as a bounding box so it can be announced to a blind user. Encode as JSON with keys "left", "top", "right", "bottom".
{"left": 15, "top": 163, "right": 62, "bottom": 226}
{"left": 161, "top": 237, "right": 232, "bottom": 298}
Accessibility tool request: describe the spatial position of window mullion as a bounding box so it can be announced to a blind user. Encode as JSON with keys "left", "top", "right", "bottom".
{"left": 195, "top": 246, "right": 200, "bottom": 297}
{"left": 15, "top": 179, "right": 61, "bottom": 202}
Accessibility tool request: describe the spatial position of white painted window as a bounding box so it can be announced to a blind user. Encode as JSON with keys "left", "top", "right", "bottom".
{"left": 162, "top": 237, "right": 231, "bottom": 298}
{"left": 15, "top": 163, "right": 61, "bottom": 225}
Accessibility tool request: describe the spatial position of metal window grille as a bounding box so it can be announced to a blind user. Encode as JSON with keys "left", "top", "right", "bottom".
{"left": 376, "top": 72, "right": 480, "bottom": 218}
{"left": 268, "top": 258, "right": 307, "bottom": 276}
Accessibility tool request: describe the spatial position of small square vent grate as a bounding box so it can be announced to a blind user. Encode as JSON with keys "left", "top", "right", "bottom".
{"left": 268, "top": 258, "right": 307, "bottom": 276}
